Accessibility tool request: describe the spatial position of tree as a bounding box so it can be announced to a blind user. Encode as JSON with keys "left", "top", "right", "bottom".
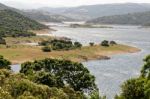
{"left": 141, "top": 55, "right": 150, "bottom": 79}
{"left": 20, "top": 58, "right": 98, "bottom": 95}
{"left": 89, "top": 42, "right": 94, "bottom": 46}
{"left": 74, "top": 42, "right": 82, "bottom": 48}
{"left": 110, "top": 41, "right": 117, "bottom": 45}
{"left": 0, "top": 69, "right": 84, "bottom": 99}
{"left": 0, "top": 55, "right": 11, "bottom": 69}
{"left": 120, "top": 78, "right": 145, "bottom": 99}
{"left": 101, "top": 40, "right": 109, "bottom": 47}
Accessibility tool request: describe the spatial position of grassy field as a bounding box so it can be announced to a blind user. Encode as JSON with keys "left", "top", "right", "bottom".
{"left": 0, "top": 44, "right": 140, "bottom": 64}
{"left": 4, "top": 36, "right": 53, "bottom": 45}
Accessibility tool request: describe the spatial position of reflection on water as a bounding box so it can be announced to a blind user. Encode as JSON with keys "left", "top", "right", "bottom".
{"left": 11, "top": 24, "right": 150, "bottom": 99}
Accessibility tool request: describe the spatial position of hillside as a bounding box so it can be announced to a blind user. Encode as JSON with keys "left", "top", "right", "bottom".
{"left": 38, "top": 3, "right": 150, "bottom": 20}
{"left": 0, "top": 9, "right": 48, "bottom": 37}
{"left": 23, "top": 10, "right": 75, "bottom": 22}
{"left": 0, "top": 3, "right": 75, "bottom": 22}
{"left": 87, "top": 11, "right": 150, "bottom": 25}
{"left": 0, "top": 2, "right": 8, "bottom": 10}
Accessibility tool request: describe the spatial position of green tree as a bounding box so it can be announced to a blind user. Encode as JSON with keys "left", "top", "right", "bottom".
{"left": 89, "top": 42, "right": 94, "bottom": 46}
{"left": 110, "top": 41, "right": 117, "bottom": 46}
{"left": 120, "top": 78, "right": 145, "bottom": 99}
{"left": 101, "top": 40, "right": 109, "bottom": 47}
{"left": 0, "top": 55, "right": 11, "bottom": 69}
{"left": 0, "top": 69, "right": 84, "bottom": 99}
{"left": 20, "top": 58, "right": 98, "bottom": 95}
{"left": 74, "top": 42, "right": 82, "bottom": 48}
{"left": 141, "top": 55, "right": 150, "bottom": 79}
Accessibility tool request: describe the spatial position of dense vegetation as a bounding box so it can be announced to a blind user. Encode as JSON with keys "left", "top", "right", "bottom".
{"left": 0, "top": 56, "right": 100, "bottom": 99}
{"left": 38, "top": 3, "right": 150, "bottom": 21}
{"left": 0, "top": 69, "right": 85, "bottom": 99}
{"left": 116, "top": 55, "right": 150, "bottom": 99}
{"left": 88, "top": 11, "right": 150, "bottom": 25}
{"left": 0, "top": 9, "right": 47, "bottom": 37}
{"left": 23, "top": 10, "right": 75, "bottom": 22}
{"left": 39, "top": 39, "right": 82, "bottom": 51}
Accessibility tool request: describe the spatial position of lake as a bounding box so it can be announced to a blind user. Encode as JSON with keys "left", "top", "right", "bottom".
{"left": 11, "top": 24, "right": 150, "bottom": 99}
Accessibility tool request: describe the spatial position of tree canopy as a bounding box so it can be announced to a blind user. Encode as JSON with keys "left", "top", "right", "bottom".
{"left": 0, "top": 55, "right": 11, "bottom": 69}
{"left": 20, "top": 58, "right": 98, "bottom": 94}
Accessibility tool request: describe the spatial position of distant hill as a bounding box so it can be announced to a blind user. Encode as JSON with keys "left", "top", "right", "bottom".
{"left": 23, "top": 10, "right": 76, "bottom": 22}
{"left": 87, "top": 11, "right": 150, "bottom": 25}
{"left": 38, "top": 3, "right": 150, "bottom": 20}
{"left": 0, "top": 3, "right": 75, "bottom": 22}
{"left": 0, "top": 3, "right": 48, "bottom": 37}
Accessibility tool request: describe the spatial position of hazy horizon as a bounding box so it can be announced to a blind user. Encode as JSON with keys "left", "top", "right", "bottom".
{"left": 1, "top": 0, "right": 150, "bottom": 9}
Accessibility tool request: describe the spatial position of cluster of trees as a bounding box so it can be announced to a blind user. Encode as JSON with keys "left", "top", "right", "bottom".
{"left": 0, "top": 69, "right": 85, "bottom": 99}
{"left": 0, "top": 10, "right": 47, "bottom": 38}
{"left": 116, "top": 55, "right": 150, "bottom": 99}
{"left": 40, "top": 39, "right": 82, "bottom": 52}
{"left": 2, "top": 52, "right": 150, "bottom": 99}
{"left": 0, "top": 55, "right": 101, "bottom": 99}
{"left": 101, "top": 40, "right": 117, "bottom": 47}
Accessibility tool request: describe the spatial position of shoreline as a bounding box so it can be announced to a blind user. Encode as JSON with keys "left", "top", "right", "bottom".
{"left": 0, "top": 44, "right": 141, "bottom": 65}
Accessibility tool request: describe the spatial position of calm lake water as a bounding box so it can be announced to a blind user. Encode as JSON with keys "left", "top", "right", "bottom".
{"left": 11, "top": 24, "right": 150, "bottom": 99}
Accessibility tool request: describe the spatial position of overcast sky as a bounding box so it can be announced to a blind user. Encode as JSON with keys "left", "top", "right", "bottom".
{"left": 1, "top": 0, "right": 150, "bottom": 9}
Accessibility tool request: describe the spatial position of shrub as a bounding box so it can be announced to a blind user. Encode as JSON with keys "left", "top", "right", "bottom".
{"left": 110, "top": 41, "right": 117, "bottom": 45}
{"left": 42, "top": 46, "right": 51, "bottom": 52}
{"left": 0, "top": 37, "right": 6, "bottom": 45}
{"left": 74, "top": 42, "right": 82, "bottom": 48}
{"left": 0, "top": 55, "right": 11, "bottom": 69}
{"left": 89, "top": 42, "right": 94, "bottom": 46}
{"left": 101, "top": 40, "right": 109, "bottom": 47}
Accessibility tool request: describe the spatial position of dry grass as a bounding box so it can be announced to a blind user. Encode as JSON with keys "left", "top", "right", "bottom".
{"left": 4, "top": 36, "right": 53, "bottom": 45}
{"left": 0, "top": 44, "right": 140, "bottom": 64}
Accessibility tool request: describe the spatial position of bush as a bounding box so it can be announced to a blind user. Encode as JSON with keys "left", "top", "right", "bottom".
{"left": 89, "top": 42, "right": 94, "bottom": 46}
{"left": 42, "top": 46, "right": 51, "bottom": 52}
{"left": 74, "top": 42, "right": 82, "bottom": 48}
{"left": 110, "top": 41, "right": 117, "bottom": 45}
{"left": 39, "top": 40, "right": 49, "bottom": 46}
{"left": 0, "top": 55, "right": 11, "bottom": 69}
{"left": 0, "top": 37, "right": 6, "bottom": 45}
{"left": 101, "top": 40, "right": 109, "bottom": 47}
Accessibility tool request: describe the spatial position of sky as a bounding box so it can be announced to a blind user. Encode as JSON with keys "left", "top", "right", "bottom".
{"left": 1, "top": 0, "right": 150, "bottom": 9}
